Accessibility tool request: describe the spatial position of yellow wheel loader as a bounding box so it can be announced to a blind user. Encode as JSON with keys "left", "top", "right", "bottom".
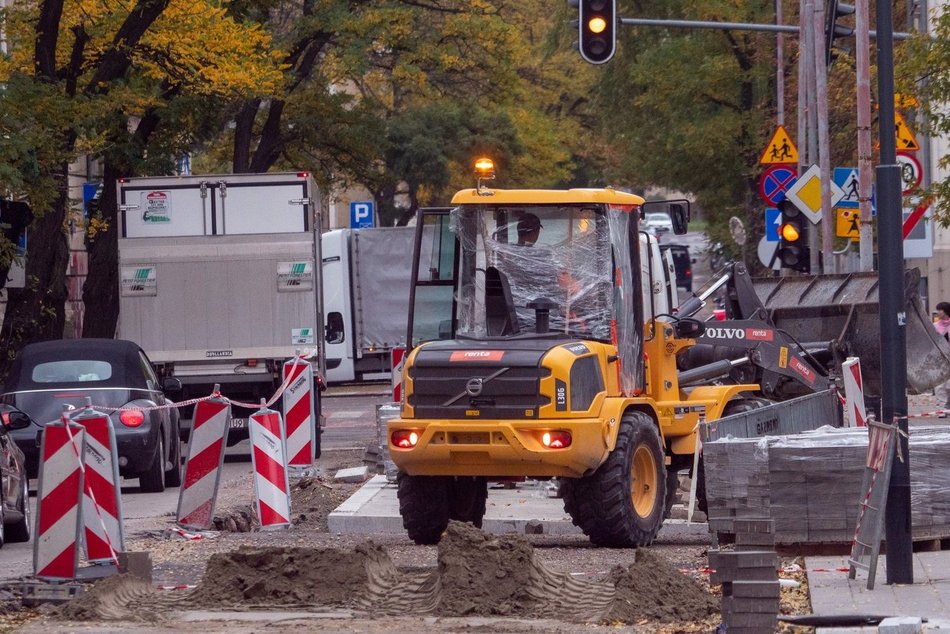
{"left": 386, "top": 160, "right": 785, "bottom": 547}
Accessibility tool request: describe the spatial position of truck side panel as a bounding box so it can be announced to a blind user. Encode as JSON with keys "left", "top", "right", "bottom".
{"left": 322, "top": 230, "right": 356, "bottom": 382}
{"left": 350, "top": 227, "right": 415, "bottom": 353}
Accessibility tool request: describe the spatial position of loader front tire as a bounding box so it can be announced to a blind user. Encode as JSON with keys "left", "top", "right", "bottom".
{"left": 562, "top": 410, "right": 666, "bottom": 547}
{"left": 449, "top": 476, "right": 488, "bottom": 528}
{"left": 397, "top": 472, "right": 450, "bottom": 545}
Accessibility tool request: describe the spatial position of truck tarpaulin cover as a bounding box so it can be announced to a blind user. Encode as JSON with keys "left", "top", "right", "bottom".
{"left": 451, "top": 203, "right": 643, "bottom": 396}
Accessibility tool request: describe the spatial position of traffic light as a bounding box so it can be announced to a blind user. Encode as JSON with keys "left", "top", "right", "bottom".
{"left": 578, "top": 0, "right": 616, "bottom": 65}
{"left": 776, "top": 201, "right": 810, "bottom": 273}
{"left": 825, "top": 0, "right": 855, "bottom": 67}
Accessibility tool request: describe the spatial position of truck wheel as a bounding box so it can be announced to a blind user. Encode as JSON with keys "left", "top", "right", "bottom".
{"left": 397, "top": 472, "right": 449, "bottom": 545}
{"left": 696, "top": 396, "right": 773, "bottom": 513}
{"left": 448, "top": 477, "right": 488, "bottom": 528}
{"left": 140, "top": 435, "right": 166, "bottom": 493}
{"left": 562, "top": 410, "right": 666, "bottom": 547}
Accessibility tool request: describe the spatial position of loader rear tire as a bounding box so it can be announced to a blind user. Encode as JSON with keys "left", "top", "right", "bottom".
{"left": 397, "top": 472, "right": 450, "bottom": 545}
{"left": 448, "top": 477, "right": 488, "bottom": 528}
{"left": 696, "top": 395, "right": 773, "bottom": 513}
{"left": 562, "top": 410, "right": 666, "bottom": 548}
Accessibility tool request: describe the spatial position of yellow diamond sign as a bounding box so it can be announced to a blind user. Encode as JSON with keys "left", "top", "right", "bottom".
{"left": 782, "top": 165, "right": 845, "bottom": 225}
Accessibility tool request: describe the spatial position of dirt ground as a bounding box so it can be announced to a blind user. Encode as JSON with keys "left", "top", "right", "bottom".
{"left": 0, "top": 447, "right": 816, "bottom": 633}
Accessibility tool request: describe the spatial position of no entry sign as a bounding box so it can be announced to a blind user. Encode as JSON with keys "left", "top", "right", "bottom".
{"left": 759, "top": 165, "right": 798, "bottom": 207}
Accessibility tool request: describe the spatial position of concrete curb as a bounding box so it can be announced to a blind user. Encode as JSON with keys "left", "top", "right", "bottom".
{"left": 328, "top": 476, "right": 711, "bottom": 540}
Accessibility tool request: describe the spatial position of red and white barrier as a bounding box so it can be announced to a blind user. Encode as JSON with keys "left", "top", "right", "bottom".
{"left": 249, "top": 402, "right": 292, "bottom": 529}
{"left": 34, "top": 415, "right": 86, "bottom": 581}
{"left": 282, "top": 357, "right": 315, "bottom": 467}
{"left": 392, "top": 346, "right": 406, "bottom": 402}
{"left": 842, "top": 357, "right": 868, "bottom": 428}
{"left": 177, "top": 394, "right": 231, "bottom": 529}
{"left": 72, "top": 406, "right": 124, "bottom": 564}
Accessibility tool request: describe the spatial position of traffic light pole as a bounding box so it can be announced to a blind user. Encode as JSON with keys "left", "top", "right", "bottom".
{"left": 874, "top": 0, "right": 913, "bottom": 586}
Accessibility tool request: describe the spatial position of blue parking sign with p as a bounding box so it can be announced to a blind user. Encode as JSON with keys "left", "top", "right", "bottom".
{"left": 350, "top": 201, "right": 375, "bottom": 228}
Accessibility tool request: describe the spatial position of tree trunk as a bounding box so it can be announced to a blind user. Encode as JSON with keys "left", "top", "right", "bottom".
{"left": 81, "top": 161, "right": 120, "bottom": 338}
{"left": 0, "top": 165, "right": 70, "bottom": 379}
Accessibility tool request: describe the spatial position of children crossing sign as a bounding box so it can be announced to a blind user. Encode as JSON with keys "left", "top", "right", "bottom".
{"left": 759, "top": 125, "right": 799, "bottom": 165}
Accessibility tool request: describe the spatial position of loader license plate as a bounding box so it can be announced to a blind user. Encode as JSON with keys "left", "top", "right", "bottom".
{"left": 448, "top": 432, "right": 489, "bottom": 445}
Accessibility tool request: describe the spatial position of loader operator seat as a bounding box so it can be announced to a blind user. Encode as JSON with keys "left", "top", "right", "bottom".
{"left": 485, "top": 266, "right": 521, "bottom": 336}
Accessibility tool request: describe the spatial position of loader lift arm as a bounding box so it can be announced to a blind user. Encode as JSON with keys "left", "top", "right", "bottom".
{"left": 674, "top": 263, "right": 839, "bottom": 400}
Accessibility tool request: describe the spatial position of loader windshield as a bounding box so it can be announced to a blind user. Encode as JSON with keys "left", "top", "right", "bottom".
{"left": 453, "top": 204, "right": 614, "bottom": 341}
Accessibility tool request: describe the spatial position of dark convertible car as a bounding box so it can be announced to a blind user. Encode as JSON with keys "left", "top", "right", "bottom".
{"left": 1, "top": 406, "right": 31, "bottom": 548}
{"left": 1, "top": 339, "right": 183, "bottom": 493}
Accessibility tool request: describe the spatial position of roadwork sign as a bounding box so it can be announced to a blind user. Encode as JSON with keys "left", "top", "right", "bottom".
{"left": 760, "top": 125, "right": 798, "bottom": 165}
{"left": 894, "top": 112, "right": 920, "bottom": 152}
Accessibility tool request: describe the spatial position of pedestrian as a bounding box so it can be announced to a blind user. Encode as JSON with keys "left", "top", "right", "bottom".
{"left": 934, "top": 301, "right": 950, "bottom": 409}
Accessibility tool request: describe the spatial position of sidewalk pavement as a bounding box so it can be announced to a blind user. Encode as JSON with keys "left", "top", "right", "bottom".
{"left": 330, "top": 476, "right": 950, "bottom": 632}
{"left": 807, "top": 552, "right": 950, "bottom": 633}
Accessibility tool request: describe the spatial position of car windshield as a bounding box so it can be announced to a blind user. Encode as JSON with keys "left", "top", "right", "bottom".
{"left": 452, "top": 204, "right": 615, "bottom": 340}
{"left": 30, "top": 360, "right": 113, "bottom": 383}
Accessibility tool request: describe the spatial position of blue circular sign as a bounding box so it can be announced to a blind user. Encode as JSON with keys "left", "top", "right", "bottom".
{"left": 759, "top": 165, "right": 798, "bottom": 206}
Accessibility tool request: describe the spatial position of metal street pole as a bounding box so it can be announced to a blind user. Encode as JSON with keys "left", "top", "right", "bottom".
{"left": 804, "top": 0, "right": 820, "bottom": 274}
{"left": 856, "top": 0, "right": 874, "bottom": 271}
{"left": 875, "top": 0, "right": 914, "bottom": 585}
{"left": 812, "top": 0, "right": 834, "bottom": 273}
{"left": 776, "top": 0, "right": 785, "bottom": 126}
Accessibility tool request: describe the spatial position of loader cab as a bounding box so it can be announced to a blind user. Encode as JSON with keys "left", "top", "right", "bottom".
{"left": 405, "top": 185, "right": 649, "bottom": 396}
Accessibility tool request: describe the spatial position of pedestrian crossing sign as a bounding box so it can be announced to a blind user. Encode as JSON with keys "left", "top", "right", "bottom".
{"left": 760, "top": 125, "right": 799, "bottom": 165}
{"left": 836, "top": 208, "right": 861, "bottom": 240}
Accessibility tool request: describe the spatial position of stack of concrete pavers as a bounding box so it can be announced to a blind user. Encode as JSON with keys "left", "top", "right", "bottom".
{"left": 704, "top": 426, "right": 950, "bottom": 545}
{"left": 709, "top": 519, "right": 780, "bottom": 633}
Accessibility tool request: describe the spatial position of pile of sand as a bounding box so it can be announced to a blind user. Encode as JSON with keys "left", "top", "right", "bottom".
{"left": 191, "top": 543, "right": 396, "bottom": 607}
{"left": 57, "top": 522, "right": 717, "bottom": 626}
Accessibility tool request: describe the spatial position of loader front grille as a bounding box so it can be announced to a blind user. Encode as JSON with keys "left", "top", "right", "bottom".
{"left": 408, "top": 364, "right": 550, "bottom": 419}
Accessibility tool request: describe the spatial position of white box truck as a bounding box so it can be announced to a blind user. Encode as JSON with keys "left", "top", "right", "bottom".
{"left": 117, "top": 172, "right": 325, "bottom": 448}
{"left": 321, "top": 227, "right": 415, "bottom": 383}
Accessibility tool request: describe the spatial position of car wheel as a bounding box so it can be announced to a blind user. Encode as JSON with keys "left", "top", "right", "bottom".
{"left": 164, "top": 428, "right": 182, "bottom": 488}
{"left": 139, "top": 434, "right": 166, "bottom": 493}
{"left": 6, "top": 477, "right": 31, "bottom": 543}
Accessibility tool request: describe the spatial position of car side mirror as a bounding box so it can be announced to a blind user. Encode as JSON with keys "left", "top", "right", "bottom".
{"left": 1, "top": 410, "right": 31, "bottom": 432}
{"left": 162, "top": 377, "right": 183, "bottom": 392}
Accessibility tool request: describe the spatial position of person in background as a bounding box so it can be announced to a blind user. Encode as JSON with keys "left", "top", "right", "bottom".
{"left": 934, "top": 302, "right": 950, "bottom": 409}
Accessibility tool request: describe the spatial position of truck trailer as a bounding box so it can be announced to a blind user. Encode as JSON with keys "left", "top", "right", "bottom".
{"left": 116, "top": 172, "right": 326, "bottom": 448}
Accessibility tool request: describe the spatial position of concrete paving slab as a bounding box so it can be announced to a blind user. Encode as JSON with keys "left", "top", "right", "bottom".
{"left": 807, "top": 552, "right": 950, "bottom": 634}
{"left": 328, "top": 475, "right": 710, "bottom": 541}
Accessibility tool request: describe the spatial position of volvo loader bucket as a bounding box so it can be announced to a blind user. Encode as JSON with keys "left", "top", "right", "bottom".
{"left": 747, "top": 268, "right": 950, "bottom": 397}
